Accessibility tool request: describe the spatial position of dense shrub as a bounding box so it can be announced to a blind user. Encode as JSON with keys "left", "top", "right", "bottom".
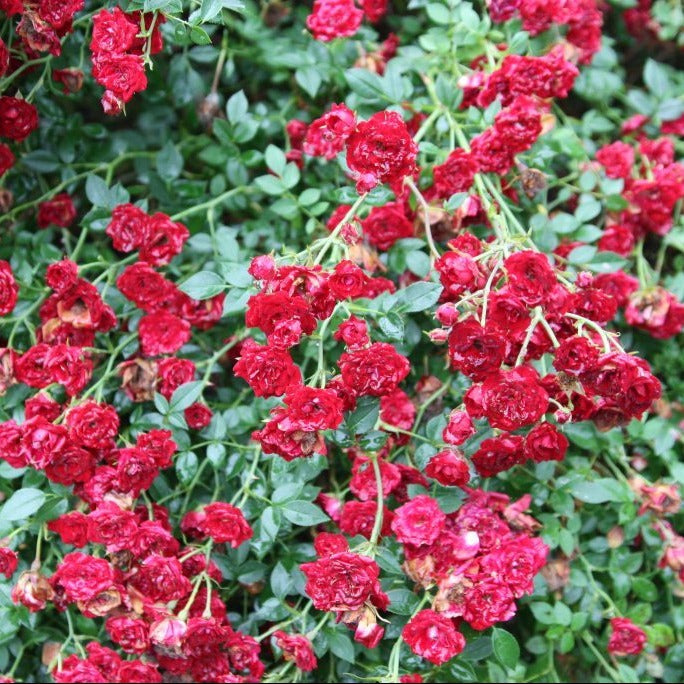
{"left": 0, "top": 1, "right": 683, "bottom": 682}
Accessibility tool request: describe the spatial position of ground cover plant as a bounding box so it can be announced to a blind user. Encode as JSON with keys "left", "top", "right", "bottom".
{"left": 0, "top": 0, "right": 683, "bottom": 682}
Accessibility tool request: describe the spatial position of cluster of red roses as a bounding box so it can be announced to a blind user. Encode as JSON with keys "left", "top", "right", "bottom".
{"left": 89, "top": 7, "right": 162, "bottom": 115}
{"left": 306, "top": 0, "right": 388, "bottom": 42}
{"left": 1, "top": 0, "right": 82, "bottom": 58}
{"left": 0, "top": 389, "right": 269, "bottom": 683}
{"left": 487, "top": 0, "right": 602, "bottom": 64}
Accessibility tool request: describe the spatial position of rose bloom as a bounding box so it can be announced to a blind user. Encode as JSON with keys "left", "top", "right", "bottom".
{"left": 303, "top": 103, "right": 357, "bottom": 159}
{"left": 361, "top": 202, "right": 414, "bottom": 251}
{"left": 0, "top": 143, "right": 15, "bottom": 176}
{"left": 184, "top": 402, "right": 213, "bottom": 429}
{"left": 0, "top": 96, "right": 39, "bottom": 142}
{"left": 300, "top": 552, "right": 387, "bottom": 612}
{"left": 233, "top": 339, "right": 301, "bottom": 397}
{"left": 391, "top": 495, "right": 446, "bottom": 546}
{"left": 0, "top": 260, "right": 18, "bottom": 316}
{"left": 402, "top": 609, "right": 465, "bottom": 665}
{"left": 346, "top": 111, "right": 418, "bottom": 194}
{"left": 274, "top": 631, "right": 317, "bottom": 671}
{"left": 138, "top": 312, "right": 191, "bottom": 356}
{"left": 37, "top": 194, "right": 77, "bottom": 229}
{"left": 306, "top": 0, "right": 363, "bottom": 42}
{"left": 199, "top": 502, "right": 253, "bottom": 547}
{"left": 66, "top": 401, "right": 119, "bottom": 449}
{"left": 339, "top": 342, "right": 410, "bottom": 397}
{"left": 607, "top": 617, "right": 647, "bottom": 656}
{"left": 0, "top": 547, "right": 18, "bottom": 579}
{"left": 425, "top": 449, "right": 470, "bottom": 487}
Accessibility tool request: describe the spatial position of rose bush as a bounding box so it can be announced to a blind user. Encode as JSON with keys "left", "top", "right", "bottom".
{"left": 0, "top": 0, "right": 683, "bottom": 682}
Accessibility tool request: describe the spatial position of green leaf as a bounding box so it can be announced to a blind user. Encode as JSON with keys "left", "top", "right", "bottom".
{"left": 644, "top": 59, "right": 671, "bottom": 95}
{"left": 280, "top": 500, "right": 329, "bottom": 526}
{"left": 179, "top": 271, "right": 225, "bottom": 299}
{"left": 345, "top": 397, "right": 380, "bottom": 435}
{"left": 492, "top": 628, "right": 520, "bottom": 670}
{"left": 327, "top": 629, "right": 355, "bottom": 661}
{"left": 176, "top": 451, "right": 198, "bottom": 484}
{"left": 395, "top": 281, "right": 443, "bottom": 313}
{"left": 0, "top": 488, "right": 46, "bottom": 521}
{"left": 226, "top": 90, "right": 248, "bottom": 125}
{"left": 85, "top": 175, "right": 110, "bottom": 208}
{"left": 295, "top": 66, "right": 322, "bottom": 98}
{"left": 345, "top": 69, "right": 387, "bottom": 102}
{"left": 169, "top": 381, "right": 205, "bottom": 412}
{"left": 570, "top": 478, "right": 632, "bottom": 504}
{"left": 156, "top": 142, "right": 184, "bottom": 182}
{"left": 265, "top": 145, "right": 287, "bottom": 176}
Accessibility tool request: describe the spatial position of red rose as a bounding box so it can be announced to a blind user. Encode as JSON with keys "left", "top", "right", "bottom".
{"left": 477, "top": 366, "right": 549, "bottom": 431}
{"left": 596, "top": 141, "right": 634, "bottom": 179}
{"left": 391, "top": 495, "right": 446, "bottom": 546}
{"left": 442, "top": 409, "right": 475, "bottom": 445}
{"left": 300, "top": 551, "right": 387, "bottom": 612}
{"left": 200, "top": 502, "right": 253, "bottom": 547}
{"left": 116, "top": 447, "right": 160, "bottom": 494}
{"left": 504, "top": 251, "right": 556, "bottom": 306}
{"left": 346, "top": 111, "right": 418, "bottom": 194}
{"left": 524, "top": 422, "right": 568, "bottom": 463}
{"left": 462, "top": 579, "right": 516, "bottom": 629}
{"left": 0, "top": 260, "right": 18, "bottom": 316}
{"left": 314, "top": 532, "right": 349, "bottom": 556}
{"left": 425, "top": 449, "right": 470, "bottom": 487}
{"left": 37, "top": 193, "right": 76, "bottom": 228}
{"left": 402, "top": 609, "right": 465, "bottom": 665}
{"left": 52, "top": 552, "right": 118, "bottom": 603}
{"left": 138, "top": 312, "right": 191, "bottom": 356}
{"left": 20, "top": 416, "right": 67, "bottom": 469}
{"left": 274, "top": 631, "right": 317, "bottom": 671}
{"left": 363, "top": 0, "right": 388, "bottom": 22}
{"left": 448, "top": 317, "right": 505, "bottom": 380}
{"left": 339, "top": 500, "right": 393, "bottom": 539}
{"left": 435, "top": 251, "right": 483, "bottom": 299}
{"left": 47, "top": 512, "right": 89, "bottom": 547}
{"left": 472, "top": 434, "right": 525, "bottom": 477}
{"left": 45, "top": 445, "right": 97, "bottom": 485}
{"left": 607, "top": 617, "right": 647, "bottom": 656}
{"left": 245, "top": 291, "right": 317, "bottom": 342}
{"left": 130, "top": 555, "right": 192, "bottom": 603}
{"left": 280, "top": 386, "right": 345, "bottom": 431}
{"left": 66, "top": 401, "right": 119, "bottom": 449}
{"left": 117, "top": 262, "right": 179, "bottom": 313}
{"left": 379, "top": 388, "right": 415, "bottom": 440}
{"left": 157, "top": 357, "right": 196, "bottom": 398}
{"left": 136, "top": 429, "right": 177, "bottom": 469}
{"left": 25, "top": 392, "right": 62, "bottom": 421}
{"left": 46, "top": 259, "right": 79, "bottom": 293}
{"left": 86, "top": 502, "right": 139, "bottom": 552}
{"left": 106, "top": 615, "right": 150, "bottom": 655}
{"left": 339, "top": 342, "right": 410, "bottom": 397}
{"left": 432, "top": 149, "right": 477, "bottom": 198}
{"left": 0, "top": 143, "right": 14, "bottom": 176}
{"left": 350, "top": 455, "right": 401, "bottom": 500}
{"left": 303, "top": 103, "right": 357, "bottom": 159}
{"left": 0, "top": 97, "right": 39, "bottom": 142}
{"left": 93, "top": 54, "right": 147, "bottom": 103}
{"left": 233, "top": 339, "right": 301, "bottom": 398}
{"left": 328, "top": 260, "right": 369, "bottom": 299}
{"left": 361, "top": 202, "right": 414, "bottom": 251}
{"left": 138, "top": 213, "right": 189, "bottom": 266}
{"left": 106, "top": 203, "right": 150, "bottom": 252}
{"left": 306, "top": 0, "right": 363, "bottom": 42}
{"left": 184, "top": 402, "right": 213, "bottom": 429}
{"left": 91, "top": 7, "right": 139, "bottom": 55}
{"left": 0, "top": 547, "right": 18, "bottom": 579}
